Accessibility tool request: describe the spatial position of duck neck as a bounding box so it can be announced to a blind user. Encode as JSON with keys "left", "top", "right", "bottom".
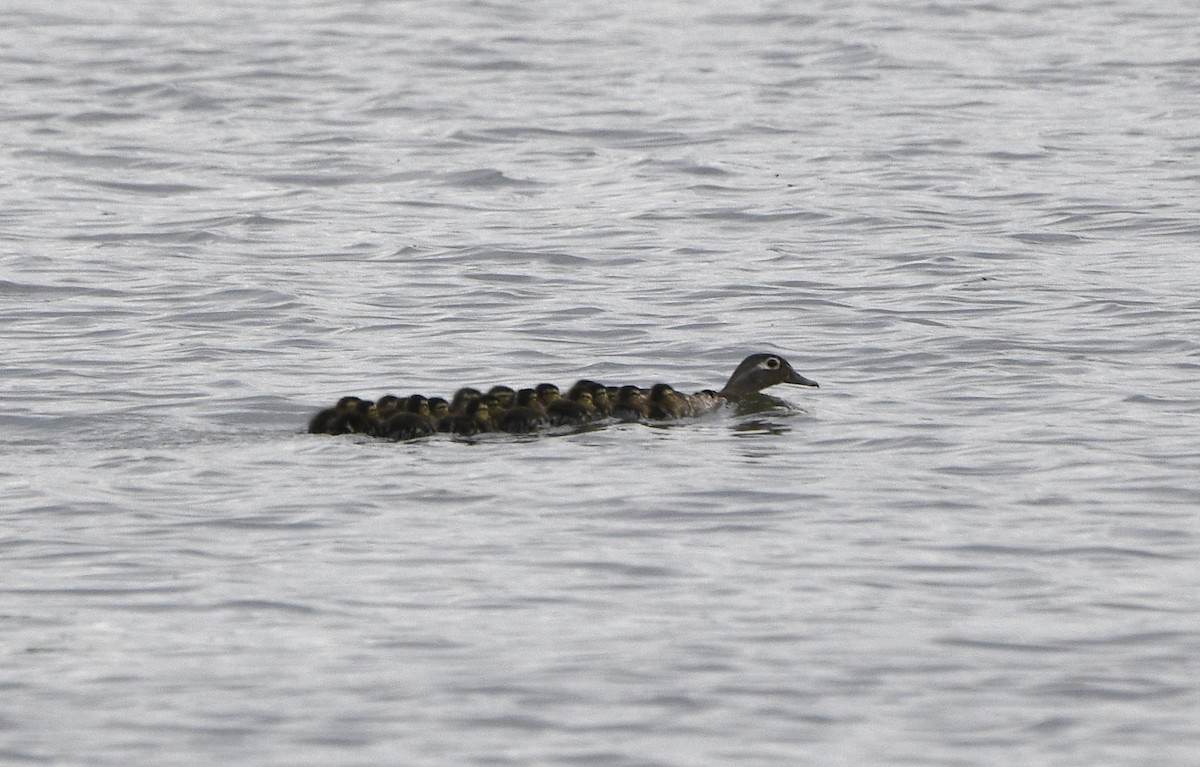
{"left": 717, "top": 381, "right": 747, "bottom": 400}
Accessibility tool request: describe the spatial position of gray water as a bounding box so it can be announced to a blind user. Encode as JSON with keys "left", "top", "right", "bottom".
{"left": 3, "top": 1, "right": 1199, "bottom": 764}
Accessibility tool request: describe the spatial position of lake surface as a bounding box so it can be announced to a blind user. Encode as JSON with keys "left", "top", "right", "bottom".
{"left": 2, "top": 1, "right": 1199, "bottom": 764}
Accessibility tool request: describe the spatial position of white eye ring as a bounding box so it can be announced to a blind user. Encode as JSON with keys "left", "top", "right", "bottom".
{"left": 765, "top": 357, "right": 780, "bottom": 369}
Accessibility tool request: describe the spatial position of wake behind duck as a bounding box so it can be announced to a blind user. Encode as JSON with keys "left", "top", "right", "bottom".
{"left": 307, "top": 353, "right": 818, "bottom": 441}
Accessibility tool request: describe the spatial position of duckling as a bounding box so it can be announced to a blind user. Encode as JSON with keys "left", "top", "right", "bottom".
{"left": 546, "top": 388, "right": 596, "bottom": 426}
{"left": 382, "top": 410, "right": 437, "bottom": 440}
{"left": 428, "top": 397, "right": 450, "bottom": 422}
{"left": 611, "top": 385, "right": 647, "bottom": 422}
{"left": 497, "top": 388, "right": 548, "bottom": 433}
{"left": 381, "top": 394, "right": 439, "bottom": 440}
{"left": 718, "top": 354, "right": 818, "bottom": 399}
{"left": 589, "top": 384, "right": 612, "bottom": 418}
{"left": 535, "top": 383, "right": 560, "bottom": 408}
{"left": 308, "top": 407, "right": 338, "bottom": 434}
{"left": 486, "top": 385, "right": 516, "bottom": 409}
{"left": 336, "top": 395, "right": 369, "bottom": 412}
{"left": 480, "top": 393, "right": 506, "bottom": 423}
{"left": 316, "top": 396, "right": 375, "bottom": 435}
{"left": 646, "top": 383, "right": 683, "bottom": 420}
{"left": 566, "top": 379, "right": 609, "bottom": 415}
{"left": 449, "top": 387, "right": 482, "bottom": 414}
{"left": 403, "top": 394, "right": 432, "bottom": 420}
{"left": 497, "top": 404, "right": 548, "bottom": 434}
{"left": 373, "top": 394, "right": 404, "bottom": 423}
{"left": 514, "top": 388, "right": 543, "bottom": 412}
{"left": 567, "top": 379, "right": 599, "bottom": 399}
{"left": 440, "top": 398, "right": 493, "bottom": 436}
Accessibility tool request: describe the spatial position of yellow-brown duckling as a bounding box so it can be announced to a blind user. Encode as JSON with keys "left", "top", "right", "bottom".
{"left": 568, "top": 379, "right": 611, "bottom": 417}
{"left": 646, "top": 383, "right": 683, "bottom": 420}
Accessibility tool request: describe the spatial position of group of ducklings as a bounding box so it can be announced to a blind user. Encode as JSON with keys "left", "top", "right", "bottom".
{"left": 307, "top": 353, "right": 820, "bottom": 441}
{"left": 308, "top": 379, "right": 722, "bottom": 440}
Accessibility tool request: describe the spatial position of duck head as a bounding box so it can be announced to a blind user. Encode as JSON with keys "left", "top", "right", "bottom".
{"left": 428, "top": 397, "right": 450, "bottom": 421}
{"left": 535, "top": 383, "right": 561, "bottom": 407}
{"left": 718, "top": 354, "right": 818, "bottom": 400}
{"left": 487, "top": 385, "right": 516, "bottom": 409}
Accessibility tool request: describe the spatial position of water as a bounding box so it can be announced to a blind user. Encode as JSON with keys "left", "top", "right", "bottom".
{"left": 3, "top": 1, "right": 1199, "bottom": 764}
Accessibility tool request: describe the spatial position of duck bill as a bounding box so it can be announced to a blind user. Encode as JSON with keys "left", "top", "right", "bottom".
{"left": 787, "top": 371, "right": 819, "bottom": 388}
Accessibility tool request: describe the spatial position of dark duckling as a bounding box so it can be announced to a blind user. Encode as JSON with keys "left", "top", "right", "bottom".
{"left": 486, "top": 385, "right": 516, "bottom": 409}
{"left": 498, "top": 389, "right": 548, "bottom": 433}
{"left": 309, "top": 396, "right": 374, "bottom": 435}
{"left": 498, "top": 404, "right": 548, "bottom": 434}
{"left": 535, "top": 383, "right": 560, "bottom": 408}
{"left": 308, "top": 407, "right": 338, "bottom": 434}
{"left": 440, "top": 398, "right": 493, "bottom": 436}
{"left": 718, "top": 354, "right": 818, "bottom": 399}
{"left": 480, "top": 393, "right": 506, "bottom": 423}
{"left": 449, "top": 387, "right": 482, "bottom": 414}
{"left": 513, "top": 388, "right": 542, "bottom": 411}
{"left": 382, "top": 394, "right": 438, "bottom": 440}
{"left": 382, "top": 411, "right": 437, "bottom": 440}
{"left": 428, "top": 397, "right": 450, "bottom": 422}
{"left": 567, "top": 379, "right": 600, "bottom": 399}
{"left": 546, "top": 388, "right": 595, "bottom": 426}
{"left": 374, "top": 394, "right": 404, "bottom": 422}
{"left": 611, "top": 385, "right": 647, "bottom": 422}
{"left": 403, "top": 394, "right": 432, "bottom": 419}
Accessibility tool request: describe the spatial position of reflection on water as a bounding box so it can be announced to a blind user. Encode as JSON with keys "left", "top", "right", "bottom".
{"left": 731, "top": 418, "right": 793, "bottom": 438}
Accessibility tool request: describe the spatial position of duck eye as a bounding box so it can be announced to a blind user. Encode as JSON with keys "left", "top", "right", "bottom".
{"left": 766, "top": 357, "right": 780, "bottom": 369}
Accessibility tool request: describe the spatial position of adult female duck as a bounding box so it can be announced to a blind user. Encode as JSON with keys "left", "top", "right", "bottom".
{"left": 678, "top": 353, "right": 819, "bottom": 416}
